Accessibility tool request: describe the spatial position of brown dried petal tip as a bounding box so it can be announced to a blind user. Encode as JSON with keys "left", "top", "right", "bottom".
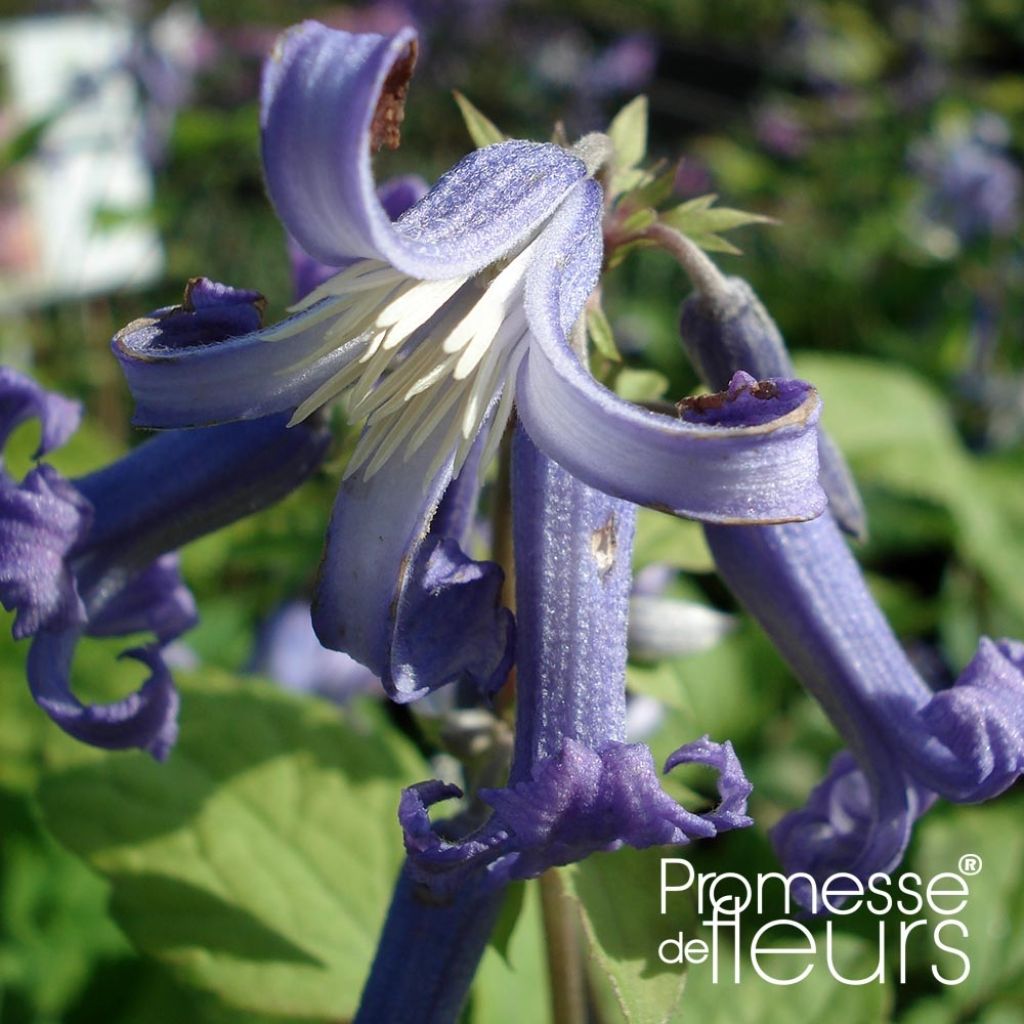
{"left": 371, "top": 41, "right": 418, "bottom": 153}
{"left": 676, "top": 378, "right": 779, "bottom": 416}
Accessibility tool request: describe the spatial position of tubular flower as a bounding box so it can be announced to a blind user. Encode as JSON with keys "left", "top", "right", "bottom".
{"left": 113, "top": 21, "right": 826, "bottom": 705}
{"left": 399, "top": 427, "right": 753, "bottom": 895}
{"left": 705, "top": 514, "right": 1024, "bottom": 897}
{"left": 679, "top": 275, "right": 865, "bottom": 538}
{"left": 0, "top": 292, "right": 329, "bottom": 758}
{"left": 679, "top": 275, "right": 1024, "bottom": 898}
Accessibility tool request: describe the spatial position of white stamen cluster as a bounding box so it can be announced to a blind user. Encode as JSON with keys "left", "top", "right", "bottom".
{"left": 265, "top": 246, "right": 535, "bottom": 485}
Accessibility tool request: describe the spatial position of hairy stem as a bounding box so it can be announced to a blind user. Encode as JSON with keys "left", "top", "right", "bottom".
{"left": 539, "top": 870, "right": 587, "bottom": 1024}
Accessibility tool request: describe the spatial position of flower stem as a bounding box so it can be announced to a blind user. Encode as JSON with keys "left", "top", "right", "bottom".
{"left": 640, "top": 222, "right": 734, "bottom": 312}
{"left": 539, "top": 870, "right": 587, "bottom": 1024}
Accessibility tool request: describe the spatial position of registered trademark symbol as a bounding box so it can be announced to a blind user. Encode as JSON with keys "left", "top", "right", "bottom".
{"left": 959, "top": 853, "right": 983, "bottom": 876}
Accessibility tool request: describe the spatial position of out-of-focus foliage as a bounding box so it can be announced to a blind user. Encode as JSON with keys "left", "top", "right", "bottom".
{"left": 0, "top": 0, "right": 1021, "bottom": 1021}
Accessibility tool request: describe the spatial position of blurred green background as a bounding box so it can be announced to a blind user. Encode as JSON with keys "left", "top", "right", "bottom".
{"left": 0, "top": 1, "right": 1022, "bottom": 1021}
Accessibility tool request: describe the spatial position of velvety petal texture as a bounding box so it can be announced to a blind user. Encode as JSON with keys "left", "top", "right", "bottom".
{"left": 85, "top": 554, "right": 198, "bottom": 642}
{"left": 29, "top": 413, "right": 329, "bottom": 759}
{"left": 516, "top": 181, "right": 826, "bottom": 524}
{"left": 113, "top": 277, "right": 367, "bottom": 428}
{"left": 312, "top": 408, "right": 513, "bottom": 703}
{"left": 770, "top": 752, "right": 936, "bottom": 910}
{"left": 0, "top": 465, "right": 92, "bottom": 639}
{"left": 261, "top": 21, "right": 587, "bottom": 277}
{"left": 679, "top": 276, "right": 866, "bottom": 537}
{"left": 0, "top": 371, "right": 92, "bottom": 638}
{"left": 705, "top": 513, "right": 1024, "bottom": 897}
{"left": 401, "top": 429, "right": 752, "bottom": 894}
{"left": 289, "top": 175, "right": 429, "bottom": 302}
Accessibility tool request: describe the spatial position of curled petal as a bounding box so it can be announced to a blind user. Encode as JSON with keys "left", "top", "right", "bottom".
{"left": 0, "top": 466, "right": 92, "bottom": 638}
{"left": 707, "top": 513, "right": 1024, "bottom": 883}
{"left": 516, "top": 180, "right": 826, "bottom": 524}
{"left": 313, "top": 409, "right": 513, "bottom": 703}
{"left": 911, "top": 637, "right": 1024, "bottom": 801}
{"left": 665, "top": 735, "right": 753, "bottom": 831}
{"left": 261, "top": 21, "right": 586, "bottom": 277}
{"left": 680, "top": 277, "right": 866, "bottom": 538}
{"left": 27, "top": 635, "right": 180, "bottom": 760}
{"left": 86, "top": 554, "right": 197, "bottom": 643}
{"left": 113, "top": 277, "right": 364, "bottom": 428}
{"left": 771, "top": 752, "right": 936, "bottom": 911}
{"left": 289, "top": 174, "right": 429, "bottom": 301}
{"left": 0, "top": 366, "right": 81, "bottom": 461}
{"left": 402, "top": 736, "right": 752, "bottom": 893}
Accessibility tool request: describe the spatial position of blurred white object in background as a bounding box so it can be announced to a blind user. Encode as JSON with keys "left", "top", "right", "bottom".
{"left": 0, "top": 12, "right": 163, "bottom": 311}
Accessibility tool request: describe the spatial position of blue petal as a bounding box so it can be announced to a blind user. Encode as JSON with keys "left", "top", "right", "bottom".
{"left": 113, "top": 277, "right": 365, "bottom": 428}
{"left": 74, "top": 414, "right": 331, "bottom": 572}
{"left": 771, "top": 752, "right": 936, "bottom": 911}
{"left": 261, "top": 21, "right": 587, "bottom": 277}
{"left": 312, "top": 409, "right": 512, "bottom": 703}
{"left": 0, "top": 366, "right": 81, "bottom": 462}
{"left": 28, "top": 636, "right": 179, "bottom": 760}
{"left": 354, "top": 863, "right": 506, "bottom": 1024}
{"left": 289, "top": 175, "right": 429, "bottom": 301}
{"left": 680, "top": 276, "right": 867, "bottom": 538}
{"left": 706, "top": 512, "right": 1024, "bottom": 883}
{"left": 515, "top": 180, "right": 827, "bottom": 524}
{"left": 0, "top": 466, "right": 92, "bottom": 639}
{"left": 401, "top": 735, "right": 751, "bottom": 893}
{"left": 400, "top": 430, "right": 752, "bottom": 895}
{"left": 86, "top": 554, "right": 197, "bottom": 643}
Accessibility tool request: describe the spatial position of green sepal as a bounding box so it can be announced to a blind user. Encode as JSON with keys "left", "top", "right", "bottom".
{"left": 587, "top": 302, "right": 622, "bottom": 363}
{"left": 452, "top": 91, "right": 506, "bottom": 148}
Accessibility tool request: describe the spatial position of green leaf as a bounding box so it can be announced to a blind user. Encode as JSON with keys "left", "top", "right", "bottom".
{"left": 567, "top": 848, "right": 688, "bottom": 1024}
{"left": 452, "top": 91, "right": 506, "bottom": 148}
{"left": 793, "top": 354, "right": 1024, "bottom": 631}
{"left": 615, "top": 369, "right": 669, "bottom": 403}
{"left": 37, "top": 675, "right": 426, "bottom": 1021}
{"left": 619, "top": 162, "right": 678, "bottom": 212}
{"left": 659, "top": 195, "right": 774, "bottom": 255}
{"left": 473, "top": 879, "right": 550, "bottom": 1024}
{"left": 627, "top": 626, "right": 789, "bottom": 745}
{"left": 0, "top": 792, "right": 127, "bottom": 1018}
{"left": 609, "top": 96, "right": 649, "bottom": 173}
{"left": 488, "top": 882, "right": 527, "bottom": 965}
{"left": 633, "top": 507, "right": 714, "bottom": 574}
{"left": 912, "top": 798, "right": 1024, "bottom": 1011}
{"left": 684, "top": 233, "right": 743, "bottom": 255}
{"left": 678, "top": 930, "right": 890, "bottom": 1024}
{"left": 587, "top": 302, "right": 622, "bottom": 363}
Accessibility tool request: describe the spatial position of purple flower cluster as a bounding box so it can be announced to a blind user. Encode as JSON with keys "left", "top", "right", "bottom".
{"left": 5, "top": 19, "right": 1024, "bottom": 1023}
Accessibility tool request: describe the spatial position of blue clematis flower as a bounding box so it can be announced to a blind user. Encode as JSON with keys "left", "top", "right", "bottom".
{"left": 680, "top": 272, "right": 1024, "bottom": 902}
{"left": 113, "top": 21, "right": 826, "bottom": 707}
{"left": 706, "top": 514, "right": 1024, "bottom": 900}
{"left": 399, "top": 426, "right": 753, "bottom": 895}
{"left": 0, "top": 290, "right": 329, "bottom": 759}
